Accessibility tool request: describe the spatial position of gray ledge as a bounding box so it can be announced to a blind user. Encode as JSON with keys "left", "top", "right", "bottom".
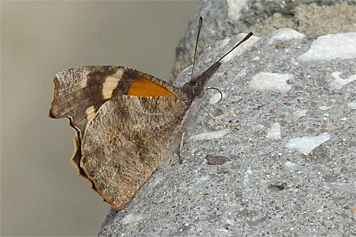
{"left": 100, "top": 1, "right": 356, "bottom": 236}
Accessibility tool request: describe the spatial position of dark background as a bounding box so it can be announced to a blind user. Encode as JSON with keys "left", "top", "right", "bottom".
{"left": 1, "top": 1, "right": 198, "bottom": 236}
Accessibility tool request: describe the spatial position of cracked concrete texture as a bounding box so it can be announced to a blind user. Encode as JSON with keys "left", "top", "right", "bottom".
{"left": 251, "top": 2, "right": 356, "bottom": 35}
{"left": 171, "top": 0, "right": 356, "bottom": 81}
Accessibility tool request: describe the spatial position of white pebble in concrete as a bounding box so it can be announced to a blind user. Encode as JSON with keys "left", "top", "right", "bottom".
{"left": 298, "top": 32, "right": 356, "bottom": 61}
{"left": 330, "top": 71, "right": 356, "bottom": 90}
{"left": 249, "top": 72, "right": 293, "bottom": 92}
{"left": 268, "top": 28, "right": 305, "bottom": 44}
{"left": 266, "top": 123, "right": 281, "bottom": 140}
{"left": 284, "top": 132, "right": 330, "bottom": 155}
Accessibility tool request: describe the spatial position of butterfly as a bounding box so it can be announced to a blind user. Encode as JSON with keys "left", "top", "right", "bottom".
{"left": 49, "top": 20, "right": 252, "bottom": 209}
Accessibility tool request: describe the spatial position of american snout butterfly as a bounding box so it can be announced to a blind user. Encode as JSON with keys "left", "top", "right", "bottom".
{"left": 49, "top": 20, "right": 252, "bottom": 209}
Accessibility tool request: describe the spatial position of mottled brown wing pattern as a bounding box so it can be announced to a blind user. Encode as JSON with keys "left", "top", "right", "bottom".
{"left": 81, "top": 96, "right": 188, "bottom": 209}
{"left": 50, "top": 66, "right": 125, "bottom": 133}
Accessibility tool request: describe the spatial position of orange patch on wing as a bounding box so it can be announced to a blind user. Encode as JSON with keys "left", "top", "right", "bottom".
{"left": 128, "top": 77, "right": 174, "bottom": 97}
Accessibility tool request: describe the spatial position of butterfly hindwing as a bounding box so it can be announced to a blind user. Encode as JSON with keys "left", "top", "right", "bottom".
{"left": 81, "top": 95, "right": 188, "bottom": 209}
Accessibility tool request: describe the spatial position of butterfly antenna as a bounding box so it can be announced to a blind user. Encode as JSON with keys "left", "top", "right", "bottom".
{"left": 191, "top": 16, "right": 203, "bottom": 75}
{"left": 181, "top": 29, "right": 253, "bottom": 100}
{"left": 217, "top": 32, "right": 253, "bottom": 62}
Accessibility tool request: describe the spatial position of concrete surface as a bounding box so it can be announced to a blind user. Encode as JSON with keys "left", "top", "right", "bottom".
{"left": 99, "top": 0, "right": 356, "bottom": 236}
